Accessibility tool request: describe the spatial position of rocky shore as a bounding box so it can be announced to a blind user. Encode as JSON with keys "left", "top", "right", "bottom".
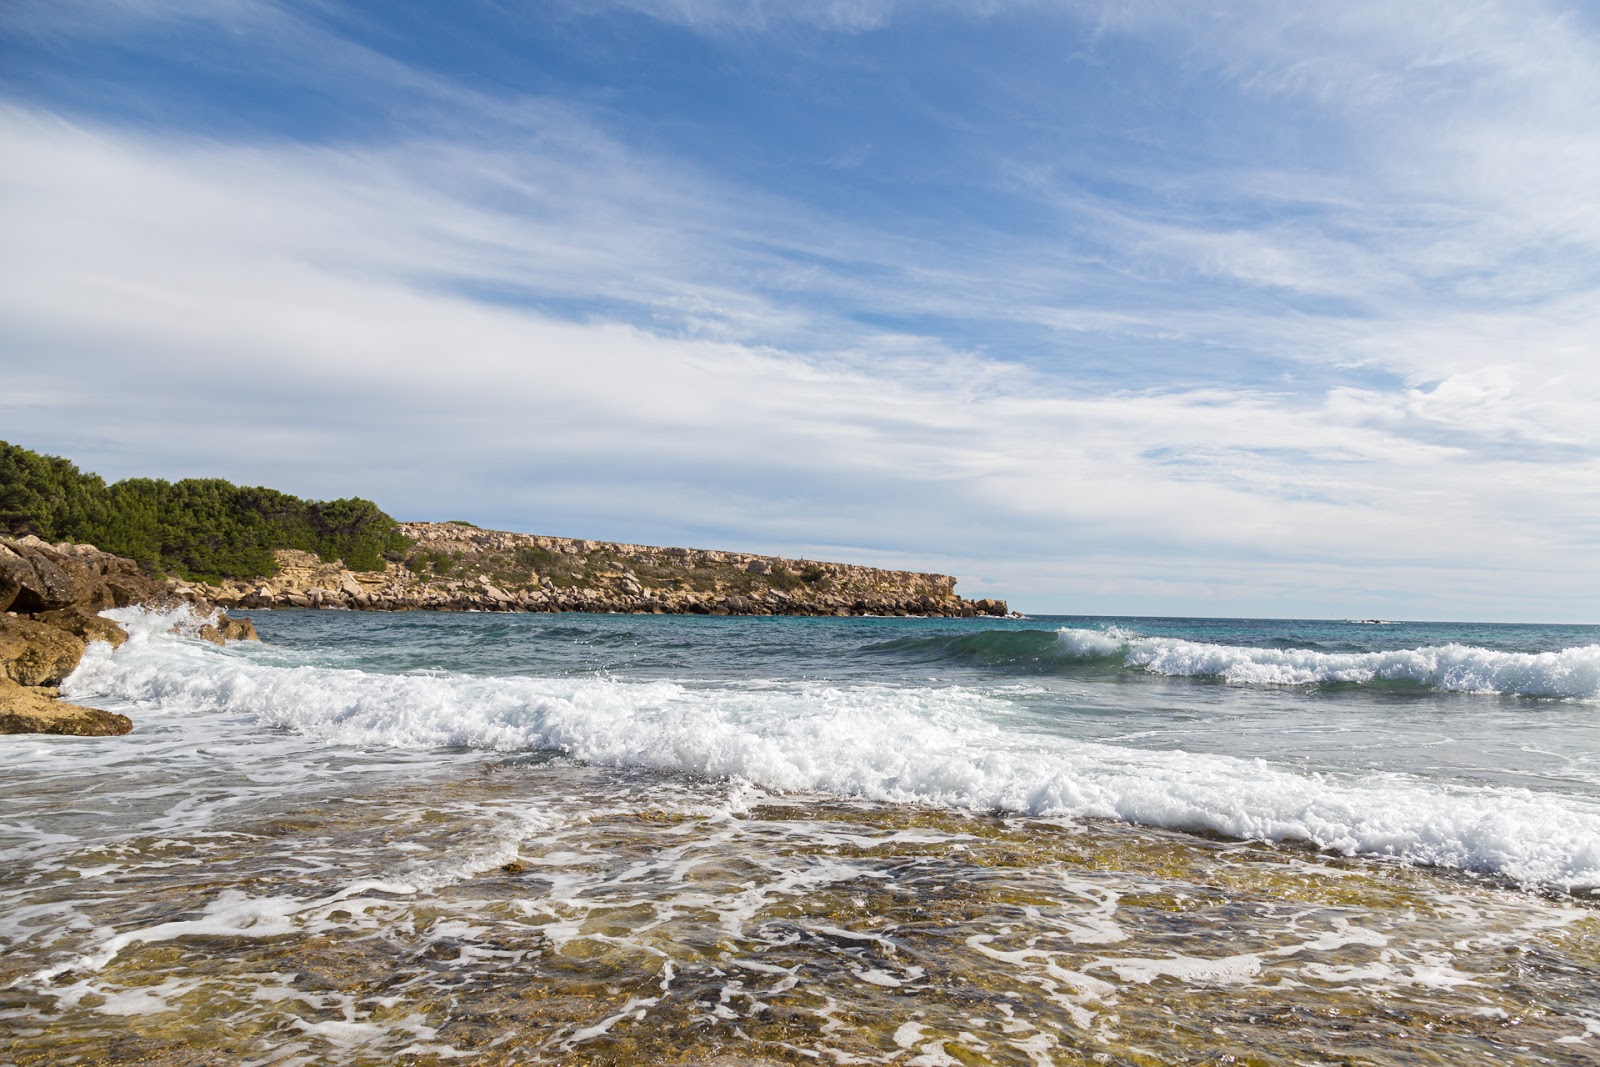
{"left": 172, "top": 522, "right": 1011, "bottom": 618}
{"left": 1, "top": 536, "right": 257, "bottom": 736}
{"left": 2, "top": 523, "right": 1007, "bottom": 735}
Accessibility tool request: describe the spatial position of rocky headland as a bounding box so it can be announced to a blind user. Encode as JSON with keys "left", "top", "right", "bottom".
{"left": 170, "top": 522, "right": 1011, "bottom": 619}
{"left": 1, "top": 522, "right": 1006, "bottom": 736}
{"left": 1, "top": 535, "right": 257, "bottom": 736}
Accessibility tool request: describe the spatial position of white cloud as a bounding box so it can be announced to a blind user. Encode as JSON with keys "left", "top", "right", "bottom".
{"left": 4, "top": 0, "right": 1600, "bottom": 618}
{"left": 3, "top": 103, "right": 1597, "bottom": 619}
{"left": 576, "top": 0, "right": 897, "bottom": 33}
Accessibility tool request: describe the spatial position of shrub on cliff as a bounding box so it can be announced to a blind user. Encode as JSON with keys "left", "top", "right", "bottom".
{"left": 0, "top": 441, "right": 410, "bottom": 581}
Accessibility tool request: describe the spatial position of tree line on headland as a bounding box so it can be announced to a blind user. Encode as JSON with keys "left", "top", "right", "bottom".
{"left": 0, "top": 441, "right": 408, "bottom": 582}
{"left": 2, "top": 441, "right": 1008, "bottom": 735}
{"left": 1, "top": 440, "right": 1008, "bottom": 621}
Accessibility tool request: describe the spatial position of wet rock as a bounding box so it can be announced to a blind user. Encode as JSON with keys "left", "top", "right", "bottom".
{"left": 217, "top": 615, "right": 259, "bottom": 642}
{"left": 0, "top": 615, "right": 87, "bottom": 687}
{"left": 0, "top": 678, "right": 131, "bottom": 736}
{"left": 33, "top": 608, "right": 129, "bottom": 649}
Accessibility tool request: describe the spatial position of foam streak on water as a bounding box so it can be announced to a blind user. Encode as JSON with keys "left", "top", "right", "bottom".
{"left": 54, "top": 607, "right": 1600, "bottom": 890}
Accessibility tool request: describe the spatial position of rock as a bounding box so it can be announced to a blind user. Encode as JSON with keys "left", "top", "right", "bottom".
{"left": 196, "top": 624, "right": 225, "bottom": 645}
{"left": 0, "top": 678, "right": 131, "bottom": 736}
{"left": 33, "top": 608, "right": 129, "bottom": 649}
{"left": 2, "top": 538, "right": 158, "bottom": 612}
{"left": 0, "top": 545, "right": 31, "bottom": 613}
{"left": 217, "top": 614, "right": 259, "bottom": 641}
{"left": 0, "top": 539, "right": 91, "bottom": 613}
{"left": 0, "top": 615, "right": 87, "bottom": 687}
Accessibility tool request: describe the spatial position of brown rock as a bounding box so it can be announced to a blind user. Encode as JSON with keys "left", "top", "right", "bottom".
{"left": 33, "top": 608, "right": 129, "bottom": 649}
{"left": 0, "top": 678, "right": 131, "bottom": 736}
{"left": 2, "top": 538, "right": 159, "bottom": 613}
{"left": 105, "top": 573, "right": 160, "bottom": 608}
{"left": 0, "top": 539, "right": 91, "bottom": 613}
{"left": 217, "top": 614, "right": 260, "bottom": 642}
{"left": 0, "top": 615, "right": 87, "bottom": 687}
{"left": 0, "top": 545, "right": 30, "bottom": 613}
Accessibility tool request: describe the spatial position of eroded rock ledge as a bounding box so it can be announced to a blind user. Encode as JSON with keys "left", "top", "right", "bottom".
{"left": 1, "top": 536, "right": 256, "bottom": 736}
{"left": 173, "top": 522, "right": 1011, "bottom": 619}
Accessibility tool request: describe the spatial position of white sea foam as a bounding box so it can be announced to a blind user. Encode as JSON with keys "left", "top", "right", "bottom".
{"left": 61, "top": 607, "right": 1600, "bottom": 890}
{"left": 1057, "top": 627, "right": 1600, "bottom": 697}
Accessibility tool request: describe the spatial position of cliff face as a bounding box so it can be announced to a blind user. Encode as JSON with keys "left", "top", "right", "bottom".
{"left": 173, "top": 522, "right": 1010, "bottom": 618}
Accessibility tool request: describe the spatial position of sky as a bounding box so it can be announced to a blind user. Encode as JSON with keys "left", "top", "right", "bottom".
{"left": 2, "top": 1, "right": 1598, "bottom": 620}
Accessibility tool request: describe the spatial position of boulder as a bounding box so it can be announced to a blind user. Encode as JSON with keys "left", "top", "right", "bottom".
{"left": 0, "top": 678, "right": 131, "bottom": 736}
{"left": 2, "top": 538, "right": 158, "bottom": 612}
{"left": 33, "top": 608, "right": 129, "bottom": 649}
{"left": 0, "top": 546, "right": 30, "bottom": 612}
{"left": 0, "top": 539, "right": 91, "bottom": 613}
{"left": 218, "top": 615, "right": 260, "bottom": 642}
{"left": 0, "top": 615, "right": 87, "bottom": 687}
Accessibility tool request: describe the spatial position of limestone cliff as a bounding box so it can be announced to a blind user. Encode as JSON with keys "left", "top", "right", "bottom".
{"left": 173, "top": 522, "right": 1010, "bottom": 618}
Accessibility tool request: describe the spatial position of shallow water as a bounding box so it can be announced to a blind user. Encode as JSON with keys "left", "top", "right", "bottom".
{"left": 3, "top": 608, "right": 1598, "bottom": 1064}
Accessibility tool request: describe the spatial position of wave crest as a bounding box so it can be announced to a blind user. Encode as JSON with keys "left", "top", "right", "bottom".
{"left": 870, "top": 626, "right": 1600, "bottom": 698}
{"left": 1064, "top": 629, "right": 1600, "bottom": 697}
{"left": 59, "top": 608, "right": 1600, "bottom": 890}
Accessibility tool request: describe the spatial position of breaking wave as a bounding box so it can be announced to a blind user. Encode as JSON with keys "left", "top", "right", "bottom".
{"left": 870, "top": 627, "right": 1600, "bottom": 698}
{"left": 56, "top": 607, "right": 1600, "bottom": 891}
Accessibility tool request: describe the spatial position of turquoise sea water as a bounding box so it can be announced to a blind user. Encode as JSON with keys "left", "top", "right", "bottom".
{"left": 233, "top": 610, "right": 1600, "bottom": 835}
{"left": 3, "top": 608, "right": 1598, "bottom": 1064}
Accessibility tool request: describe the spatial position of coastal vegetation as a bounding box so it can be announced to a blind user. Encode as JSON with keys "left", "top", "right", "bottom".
{"left": 0, "top": 441, "right": 409, "bottom": 582}
{"left": 1, "top": 441, "right": 1008, "bottom": 617}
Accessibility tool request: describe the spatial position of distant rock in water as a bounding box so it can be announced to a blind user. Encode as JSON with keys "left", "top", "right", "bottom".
{"left": 182, "top": 521, "right": 1010, "bottom": 618}
{"left": 0, "top": 535, "right": 256, "bottom": 736}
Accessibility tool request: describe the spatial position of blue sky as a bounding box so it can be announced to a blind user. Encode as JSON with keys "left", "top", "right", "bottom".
{"left": 3, "top": 1, "right": 1598, "bottom": 619}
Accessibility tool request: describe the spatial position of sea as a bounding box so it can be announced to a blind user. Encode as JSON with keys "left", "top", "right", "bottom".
{"left": 3, "top": 607, "right": 1598, "bottom": 1065}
